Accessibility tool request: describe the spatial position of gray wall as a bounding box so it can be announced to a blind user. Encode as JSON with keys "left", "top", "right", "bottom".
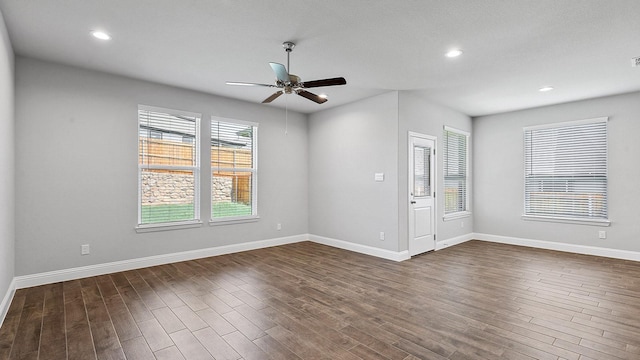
{"left": 15, "top": 57, "right": 309, "bottom": 276}
{"left": 0, "top": 11, "right": 14, "bottom": 304}
{"left": 473, "top": 91, "right": 640, "bottom": 252}
{"left": 308, "top": 92, "right": 400, "bottom": 251}
{"left": 308, "top": 90, "right": 473, "bottom": 253}
{"left": 398, "top": 91, "right": 473, "bottom": 250}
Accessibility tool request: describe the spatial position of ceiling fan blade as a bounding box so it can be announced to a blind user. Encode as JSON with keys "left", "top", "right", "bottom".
{"left": 297, "top": 90, "right": 327, "bottom": 104}
{"left": 262, "top": 91, "right": 283, "bottom": 103}
{"left": 269, "top": 62, "right": 290, "bottom": 83}
{"left": 226, "top": 81, "right": 275, "bottom": 87}
{"left": 302, "top": 77, "right": 347, "bottom": 88}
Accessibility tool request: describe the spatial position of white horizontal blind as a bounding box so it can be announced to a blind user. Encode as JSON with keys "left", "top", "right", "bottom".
{"left": 211, "top": 118, "right": 258, "bottom": 220}
{"left": 524, "top": 118, "right": 607, "bottom": 220}
{"left": 444, "top": 127, "right": 468, "bottom": 214}
{"left": 138, "top": 106, "right": 200, "bottom": 225}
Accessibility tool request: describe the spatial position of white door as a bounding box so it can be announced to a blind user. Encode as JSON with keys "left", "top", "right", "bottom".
{"left": 409, "top": 133, "right": 436, "bottom": 256}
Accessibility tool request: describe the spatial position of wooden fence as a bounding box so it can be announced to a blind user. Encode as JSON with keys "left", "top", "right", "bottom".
{"left": 139, "top": 138, "right": 252, "bottom": 204}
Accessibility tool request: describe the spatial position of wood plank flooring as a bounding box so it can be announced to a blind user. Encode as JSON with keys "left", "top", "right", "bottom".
{"left": 1, "top": 240, "right": 640, "bottom": 359}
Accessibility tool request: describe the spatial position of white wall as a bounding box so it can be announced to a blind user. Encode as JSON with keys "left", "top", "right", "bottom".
{"left": 14, "top": 57, "right": 309, "bottom": 276}
{"left": 398, "top": 91, "right": 473, "bottom": 250}
{"left": 0, "top": 10, "right": 15, "bottom": 310}
{"left": 473, "top": 91, "right": 640, "bottom": 252}
{"left": 308, "top": 92, "right": 400, "bottom": 251}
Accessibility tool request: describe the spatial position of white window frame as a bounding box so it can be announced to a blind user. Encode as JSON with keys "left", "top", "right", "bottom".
{"left": 136, "top": 105, "right": 202, "bottom": 232}
{"left": 210, "top": 116, "right": 259, "bottom": 225}
{"left": 522, "top": 117, "right": 610, "bottom": 226}
{"left": 443, "top": 126, "right": 471, "bottom": 221}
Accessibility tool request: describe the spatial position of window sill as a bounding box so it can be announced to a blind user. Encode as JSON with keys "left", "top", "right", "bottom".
{"left": 210, "top": 215, "right": 260, "bottom": 226}
{"left": 521, "top": 215, "right": 610, "bottom": 227}
{"left": 136, "top": 220, "right": 203, "bottom": 233}
{"left": 443, "top": 211, "right": 471, "bottom": 221}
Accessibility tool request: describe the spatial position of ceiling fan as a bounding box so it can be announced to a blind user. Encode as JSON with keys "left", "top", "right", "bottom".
{"left": 226, "top": 41, "right": 347, "bottom": 104}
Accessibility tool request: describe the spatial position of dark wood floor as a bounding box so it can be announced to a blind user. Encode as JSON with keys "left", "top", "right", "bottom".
{"left": 1, "top": 241, "right": 640, "bottom": 360}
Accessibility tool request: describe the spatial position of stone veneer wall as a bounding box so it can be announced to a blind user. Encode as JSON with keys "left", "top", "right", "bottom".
{"left": 141, "top": 172, "right": 233, "bottom": 205}
{"left": 212, "top": 176, "right": 233, "bottom": 202}
{"left": 141, "top": 172, "right": 194, "bottom": 205}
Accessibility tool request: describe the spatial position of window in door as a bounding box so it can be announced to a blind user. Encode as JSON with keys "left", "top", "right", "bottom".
{"left": 413, "top": 145, "right": 431, "bottom": 197}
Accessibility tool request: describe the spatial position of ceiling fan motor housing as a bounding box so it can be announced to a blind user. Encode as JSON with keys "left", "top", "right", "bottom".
{"left": 283, "top": 41, "right": 295, "bottom": 52}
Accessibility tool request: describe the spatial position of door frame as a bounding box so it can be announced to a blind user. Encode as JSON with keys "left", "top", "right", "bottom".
{"left": 408, "top": 131, "right": 437, "bottom": 256}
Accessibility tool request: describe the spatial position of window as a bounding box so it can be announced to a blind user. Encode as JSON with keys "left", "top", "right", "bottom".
{"left": 138, "top": 105, "right": 201, "bottom": 226}
{"left": 523, "top": 117, "right": 608, "bottom": 224}
{"left": 443, "top": 126, "right": 470, "bottom": 217}
{"left": 211, "top": 117, "right": 258, "bottom": 221}
{"left": 413, "top": 146, "right": 431, "bottom": 197}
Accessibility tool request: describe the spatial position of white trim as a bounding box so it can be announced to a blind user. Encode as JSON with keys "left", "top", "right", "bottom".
{"left": 443, "top": 211, "right": 472, "bottom": 221}
{"left": 473, "top": 233, "right": 640, "bottom": 262}
{"left": 211, "top": 115, "right": 259, "bottom": 128}
{"left": 443, "top": 125, "right": 470, "bottom": 137}
{"left": 435, "top": 233, "right": 474, "bottom": 250}
{"left": 523, "top": 116, "right": 608, "bottom": 132}
{"left": 139, "top": 104, "right": 202, "bottom": 119}
{"left": 139, "top": 164, "right": 197, "bottom": 172}
{"left": 309, "top": 234, "right": 410, "bottom": 262}
{"left": 521, "top": 215, "right": 610, "bottom": 227}
{"left": 14, "top": 234, "right": 307, "bottom": 289}
{"left": 0, "top": 278, "right": 16, "bottom": 328}
{"left": 135, "top": 220, "right": 203, "bottom": 233}
{"left": 209, "top": 216, "right": 260, "bottom": 226}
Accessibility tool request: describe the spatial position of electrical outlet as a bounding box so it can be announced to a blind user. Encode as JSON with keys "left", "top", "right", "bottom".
{"left": 277, "top": 223, "right": 282, "bottom": 230}
{"left": 379, "top": 232, "right": 385, "bottom": 241}
{"left": 460, "top": 221, "right": 464, "bottom": 228}
{"left": 598, "top": 231, "right": 607, "bottom": 239}
{"left": 81, "top": 244, "right": 90, "bottom": 255}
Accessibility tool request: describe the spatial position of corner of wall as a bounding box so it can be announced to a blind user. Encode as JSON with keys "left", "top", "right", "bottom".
{"left": 0, "top": 278, "right": 16, "bottom": 327}
{"left": 0, "top": 5, "right": 16, "bottom": 330}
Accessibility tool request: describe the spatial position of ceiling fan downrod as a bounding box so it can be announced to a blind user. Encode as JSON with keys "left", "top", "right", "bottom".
{"left": 283, "top": 41, "right": 295, "bottom": 74}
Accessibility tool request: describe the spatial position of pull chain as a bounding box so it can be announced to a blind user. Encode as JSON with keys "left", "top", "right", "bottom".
{"left": 285, "top": 94, "right": 288, "bottom": 135}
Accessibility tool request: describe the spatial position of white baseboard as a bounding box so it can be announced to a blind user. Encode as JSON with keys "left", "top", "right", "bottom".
{"left": 436, "top": 233, "right": 474, "bottom": 250}
{"left": 0, "top": 278, "right": 16, "bottom": 328}
{"left": 25, "top": 230, "right": 634, "bottom": 297}
{"left": 308, "top": 234, "right": 410, "bottom": 262}
{"left": 474, "top": 233, "right": 640, "bottom": 262}
{"left": 14, "top": 234, "right": 307, "bottom": 289}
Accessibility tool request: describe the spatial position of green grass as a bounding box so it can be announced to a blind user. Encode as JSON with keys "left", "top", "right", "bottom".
{"left": 212, "top": 201, "right": 252, "bottom": 218}
{"left": 141, "top": 203, "right": 194, "bottom": 224}
{"left": 141, "top": 202, "right": 252, "bottom": 224}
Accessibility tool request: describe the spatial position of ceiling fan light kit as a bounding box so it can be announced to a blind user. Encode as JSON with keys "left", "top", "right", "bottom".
{"left": 226, "top": 41, "right": 346, "bottom": 105}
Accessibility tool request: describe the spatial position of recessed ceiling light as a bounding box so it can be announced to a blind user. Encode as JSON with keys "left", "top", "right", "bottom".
{"left": 91, "top": 30, "right": 111, "bottom": 41}
{"left": 539, "top": 86, "right": 554, "bottom": 92}
{"left": 445, "top": 49, "right": 463, "bottom": 58}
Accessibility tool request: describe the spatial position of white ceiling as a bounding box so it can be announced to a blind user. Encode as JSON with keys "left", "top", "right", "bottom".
{"left": 1, "top": 0, "right": 639, "bottom": 116}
